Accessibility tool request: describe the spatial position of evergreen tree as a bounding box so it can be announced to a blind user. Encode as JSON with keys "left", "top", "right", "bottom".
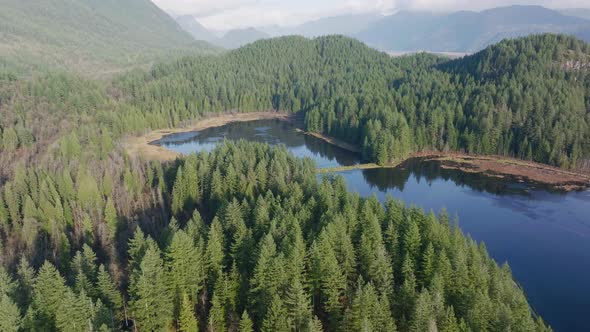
{"left": 239, "top": 311, "right": 254, "bottom": 332}
{"left": 96, "top": 264, "right": 123, "bottom": 313}
{"left": 179, "top": 292, "right": 198, "bottom": 332}
{"left": 0, "top": 294, "right": 21, "bottom": 332}
{"left": 129, "top": 243, "right": 173, "bottom": 331}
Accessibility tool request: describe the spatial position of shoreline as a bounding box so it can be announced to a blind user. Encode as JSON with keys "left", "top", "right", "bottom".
{"left": 122, "top": 112, "right": 293, "bottom": 161}
{"left": 123, "top": 112, "right": 590, "bottom": 191}
{"left": 320, "top": 152, "right": 590, "bottom": 192}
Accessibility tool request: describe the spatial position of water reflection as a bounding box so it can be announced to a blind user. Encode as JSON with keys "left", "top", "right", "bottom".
{"left": 360, "top": 158, "right": 562, "bottom": 196}
{"left": 152, "top": 119, "right": 361, "bottom": 168}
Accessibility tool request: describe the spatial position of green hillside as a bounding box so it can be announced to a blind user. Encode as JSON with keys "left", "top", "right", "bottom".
{"left": 118, "top": 34, "right": 590, "bottom": 168}
{"left": 0, "top": 0, "right": 218, "bottom": 76}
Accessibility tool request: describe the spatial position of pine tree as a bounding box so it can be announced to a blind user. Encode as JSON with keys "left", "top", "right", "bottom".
{"left": 16, "top": 257, "right": 35, "bottom": 306}
{"left": 238, "top": 311, "right": 254, "bottom": 332}
{"left": 284, "top": 278, "right": 312, "bottom": 331}
{"left": 411, "top": 290, "right": 436, "bottom": 332}
{"left": 171, "top": 166, "right": 186, "bottom": 216}
{"left": 167, "top": 230, "right": 205, "bottom": 306}
{"left": 56, "top": 290, "right": 96, "bottom": 332}
{"left": 0, "top": 294, "right": 21, "bottom": 332}
{"left": 439, "top": 306, "right": 460, "bottom": 332}
{"left": 208, "top": 274, "right": 227, "bottom": 332}
{"left": 420, "top": 243, "right": 435, "bottom": 288}
{"left": 32, "top": 261, "right": 69, "bottom": 330}
{"left": 206, "top": 218, "right": 225, "bottom": 287}
{"left": 104, "top": 197, "right": 118, "bottom": 238}
{"left": 308, "top": 316, "right": 324, "bottom": 332}
{"left": 179, "top": 293, "right": 198, "bottom": 332}
{"left": 96, "top": 265, "right": 123, "bottom": 313}
{"left": 261, "top": 294, "right": 289, "bottom": 332}
{"left": 129, "top": 243, "right": 173, "bottom": 331}
{"left": 250, "top": 233, "right": 281, "bottom": 322}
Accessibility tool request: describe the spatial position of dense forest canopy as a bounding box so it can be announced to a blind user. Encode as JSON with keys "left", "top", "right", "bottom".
{"left": 117, "top": 34, "right": 590, "bottom": 168}
{"left": 0, "top": 32, "right": 587, "bottom": 331}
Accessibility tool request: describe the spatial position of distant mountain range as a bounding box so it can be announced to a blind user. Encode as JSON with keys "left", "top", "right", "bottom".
{"left": 176, "top": 16, "right": 270, "bottom": 49}
{"left": 176, "top": 15, "right": 218, "bottom": 42}
{"left": 262, "top": 14, "right": 383, "bottom": 37}
{"left": 358, "top": 5, "right": 590, "bottom": 52}
{"left": 177, "top": 5, "right": 590, "bottom": 52}
{"left": 559, "top": 8, "right": 590, "bottom": 21}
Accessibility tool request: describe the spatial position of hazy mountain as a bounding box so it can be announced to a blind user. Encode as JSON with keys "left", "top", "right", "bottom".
{"left": 357, "top": 5, "right": 590, "bottom": 52}
{"left": 213, "top": 28, "right": 270, "bottom": 49}
{"left": 263, "top": 13, "right": 383, "bottom": 37}
{"left": 0, "top": 0, "right": 217, "bottom": 75}
{"left": 176, "top": 15, "right": 218, "bottom": 42}
{"left": 559, "top": 8, "right": 590, "bottom": 21}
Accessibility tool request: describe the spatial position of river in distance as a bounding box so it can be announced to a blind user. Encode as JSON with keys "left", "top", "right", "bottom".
{"left": 153, "top": 119, "right": 590, "bottom": 332}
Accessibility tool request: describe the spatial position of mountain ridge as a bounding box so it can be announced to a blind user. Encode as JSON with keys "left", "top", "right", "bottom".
{"left": 357, "top": 5, "right": 590, "bottom": 52}
{"left": 0, "top": 0, "right": 218, "bottom": 75}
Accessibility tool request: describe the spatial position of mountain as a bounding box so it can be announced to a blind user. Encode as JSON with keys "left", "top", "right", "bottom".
{"left": 213, "top": 28, "right": 270, "bottom": 49}
{"left": 0, "top": 0, "right": 218, "bottom": 75}
{"left": 263, "top": 13, "right": 383, "bottom": 37}
{"left": 175, "top": 15, "right": 218, "bottom": 42}
{"left": 357, "top": 5, "right": 590, "bottom": 52}
{"left": 560, "top": 8, "right": 590, "bottom": 21}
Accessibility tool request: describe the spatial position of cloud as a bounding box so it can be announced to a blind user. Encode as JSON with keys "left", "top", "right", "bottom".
{"left": 151, "top": 0, "right": 590, "bottom": 30}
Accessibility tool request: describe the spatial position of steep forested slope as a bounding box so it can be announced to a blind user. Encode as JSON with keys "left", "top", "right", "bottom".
{"left": 0, "top": 0, "right": 218, "bottom": 75}
{"left": 118, "top": 34, "right": 590, "bottom": 168}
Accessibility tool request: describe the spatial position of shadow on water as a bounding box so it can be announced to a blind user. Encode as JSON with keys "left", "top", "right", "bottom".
{"left": 153, "top": 119, "right": 362, "bottom": 168}
{"left": 360, "top": 157, "right": 566, "bottom": 196}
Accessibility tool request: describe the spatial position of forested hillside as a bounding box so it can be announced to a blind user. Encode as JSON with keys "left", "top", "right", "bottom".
{"left": 0, "top": 26, "right": 583, "bottom": 330}
{"left": 0, "top": 0, "right": 218, "bottom": 75}
{"left": 118, "top": 34, "right": 590, "bottom": 168}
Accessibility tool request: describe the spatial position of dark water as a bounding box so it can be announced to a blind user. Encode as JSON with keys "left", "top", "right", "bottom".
{"left": 155, "top": 119, "right": 590, "bottom": 332}
{"left": 152, "top": 119, "right": 361, "bottom": 168}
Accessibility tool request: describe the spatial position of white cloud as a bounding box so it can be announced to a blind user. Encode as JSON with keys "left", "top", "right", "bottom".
{"left": 151, "top": 0, "right": 590, "bottom": 30}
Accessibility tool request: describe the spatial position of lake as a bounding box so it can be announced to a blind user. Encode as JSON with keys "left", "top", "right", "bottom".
{"left": 153, "top": 119, "right": 590, "bottom": 332}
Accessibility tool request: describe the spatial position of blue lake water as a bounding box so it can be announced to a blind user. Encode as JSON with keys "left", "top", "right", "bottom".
{"left": 154, "top": 119, "right": 590, "bottom": 332}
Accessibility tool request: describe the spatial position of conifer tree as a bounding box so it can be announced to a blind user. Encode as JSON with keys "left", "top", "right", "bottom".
{"left": 104, "top": 197, "right": 118, "bottom": 238}
{"left": 96, "top": 265, "right": 123, "bottom": 313}
{"left": 261, "top": 294, "right": 289, "bottom": 332}
{"left": 129, "top": 244, "right": 173, "bottom": 331}
{"left": 239, "top": 311, "right": 254, "bottom": 332}
{"left": 179, "top": 292, "right": 198, "bottom": 332}
{"left": 0, "top": 294, "right": 21, "bottom": 332}
{"left": 32, "top": 261, "right": 69, "bottom": 330}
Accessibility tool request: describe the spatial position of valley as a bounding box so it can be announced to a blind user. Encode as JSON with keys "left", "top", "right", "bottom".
{"left": 1, "top": 1, "right": 590, "bottom": 331}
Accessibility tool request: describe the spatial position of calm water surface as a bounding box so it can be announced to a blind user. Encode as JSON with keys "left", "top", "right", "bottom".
{"left": 155, "top": 119, "right": 590, "bottom": 332}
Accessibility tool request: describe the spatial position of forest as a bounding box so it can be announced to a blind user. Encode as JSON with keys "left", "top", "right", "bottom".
{"left": 0, "top": 33, "right": 587, "bottom": 331}
{"left": 117, "top": 34, "right": 590, "bottom": 168}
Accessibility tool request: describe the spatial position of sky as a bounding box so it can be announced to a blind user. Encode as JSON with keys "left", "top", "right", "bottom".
{"left": 151, "top": 0, "right": 590, "bottom": 30}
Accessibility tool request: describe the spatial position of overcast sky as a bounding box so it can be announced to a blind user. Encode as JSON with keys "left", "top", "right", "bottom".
{"left": 151, "top": 0, "right": 590, "bottom": 30}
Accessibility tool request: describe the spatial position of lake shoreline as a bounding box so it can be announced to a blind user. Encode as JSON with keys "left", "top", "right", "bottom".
{"left": 122, "top": 112, "right": 294, "bottom": 161}
{"left": 123, "top": 112, "right": 590, "bottom": 191}
{"left": 321, "top": 152, "right": 590, "bottom": 192}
